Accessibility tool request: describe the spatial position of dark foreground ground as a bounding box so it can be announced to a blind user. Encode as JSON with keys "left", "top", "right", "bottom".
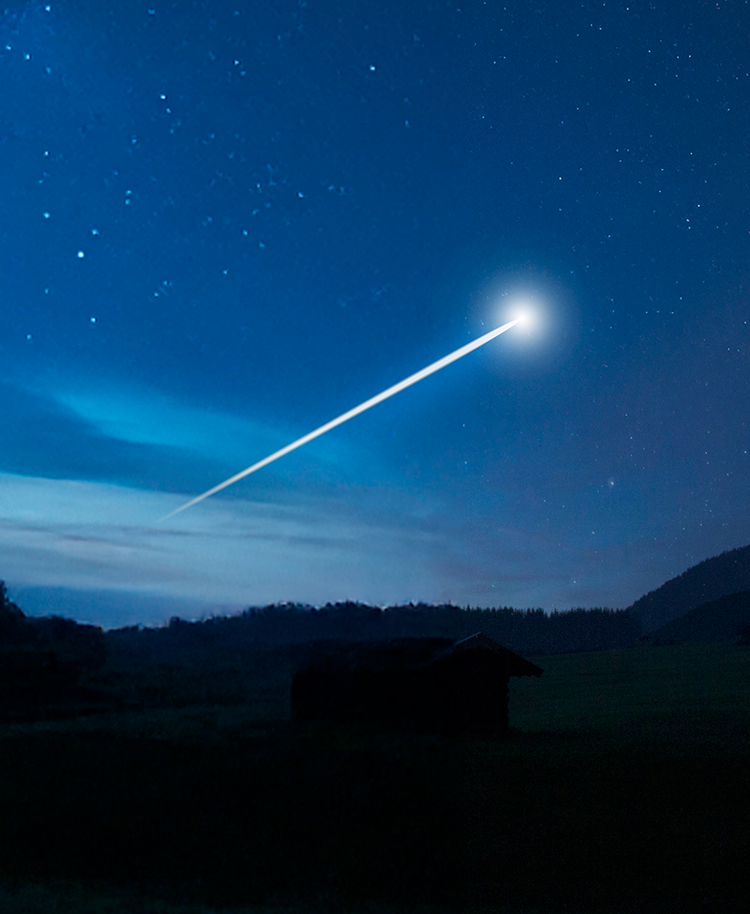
{"left": 0, "top": 641, "right": 748, "bottom": 914}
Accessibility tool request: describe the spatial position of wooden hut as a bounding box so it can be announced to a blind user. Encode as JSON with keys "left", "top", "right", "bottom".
{"left": 291, "top": 632, "right": 542, "bottom": 734}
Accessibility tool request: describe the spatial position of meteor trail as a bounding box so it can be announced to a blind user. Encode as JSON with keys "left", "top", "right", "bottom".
{"left": 161, "top": 319, "right": 520, "bottom": 520}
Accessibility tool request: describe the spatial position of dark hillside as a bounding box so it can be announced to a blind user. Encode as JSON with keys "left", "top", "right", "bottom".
{"left": 628, "top": 544, "right": 750, "bottom": 633}
{"left": 649, "top": 590, "right": 750, "bottom": 646}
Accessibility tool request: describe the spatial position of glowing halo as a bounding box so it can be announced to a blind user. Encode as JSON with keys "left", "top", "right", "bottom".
{"left": 512, "top": 307, "right": 535, "bottom": 328}
{"left": 503, "top": 297, "right": 542, "bottom": 332}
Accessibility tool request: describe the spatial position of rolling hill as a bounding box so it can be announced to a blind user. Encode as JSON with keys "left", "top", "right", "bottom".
{"left": 628, "top": 544, "right": 750, "bottom": 633}
{"left": 649, "top": 589, "right": 750, "bottom": 645}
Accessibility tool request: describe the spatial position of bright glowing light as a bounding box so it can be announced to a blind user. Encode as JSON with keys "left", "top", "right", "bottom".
{"left": 507, "top": 300, "right": 540, "bottom": 331}
{"left": 161, "top": 319, "right": 520, "bottom": 520}
{"left": 514, "top": 309, "right": 534, "bottom": 327}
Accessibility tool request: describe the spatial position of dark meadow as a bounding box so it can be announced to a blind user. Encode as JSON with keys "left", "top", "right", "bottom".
{"left": 0, "top": 547, "right": 749, "bottom": 913}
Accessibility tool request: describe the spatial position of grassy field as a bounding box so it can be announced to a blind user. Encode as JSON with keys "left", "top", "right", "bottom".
{"left": 509, "top": 640, "right": 750, "bottom": 750}
{"left": 0, "top": 879, "right": 450, "bottom": 914}
{"left": 0, "top": 641, "right": 748, "bottom": 914}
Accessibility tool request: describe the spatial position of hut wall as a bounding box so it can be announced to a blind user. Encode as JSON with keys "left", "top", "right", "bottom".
{"left": 439, "top": 652, "right": 511, "bottom": 734}
{"left": 291, "top": 635, "right": 536, "bottom": 734}
{"left": 292, "top": 661, "right": 512, "bottom": 733}
{"left": 292, "top": 667, "right": 447, "bottom": 728}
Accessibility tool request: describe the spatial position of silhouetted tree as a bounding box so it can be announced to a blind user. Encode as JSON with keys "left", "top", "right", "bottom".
{"left": 0, "top": 581, "right": 38, "bottom": 648}
{"left": 31, "top": 615, "right": 107, "bottom": 675}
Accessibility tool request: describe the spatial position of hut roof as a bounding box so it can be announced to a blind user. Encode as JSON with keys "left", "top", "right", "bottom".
{"left": 298, "top": 633, "right": 543, "bottom": 677}
{"left": 445, "top": 632, "right": 544, "bottom": 677}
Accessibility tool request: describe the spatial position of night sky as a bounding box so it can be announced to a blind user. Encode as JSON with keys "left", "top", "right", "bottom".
{"left": 2, "top": 0, "right": 749, "bottom": 628}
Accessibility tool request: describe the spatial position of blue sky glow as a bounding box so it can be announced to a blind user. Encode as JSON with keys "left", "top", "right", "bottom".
{"left": 1, "top": 0, "right": 749, "bottom": 626}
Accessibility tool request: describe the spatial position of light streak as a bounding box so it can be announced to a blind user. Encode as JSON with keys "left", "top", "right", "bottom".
{"left": 161, "top": 319, "right": 520, "bottom": 520}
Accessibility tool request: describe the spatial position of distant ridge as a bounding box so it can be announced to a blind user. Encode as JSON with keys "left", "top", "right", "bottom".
{"left": 649, "top": 589, "right": 750, "bottom": 645}
{"left": 628, "top": 544, "right": 750, "bottom": 633}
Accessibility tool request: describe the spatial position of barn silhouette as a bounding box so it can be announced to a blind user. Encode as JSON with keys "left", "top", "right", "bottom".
{"left": 291, "top": 632, "right": 543, "bottom": 734}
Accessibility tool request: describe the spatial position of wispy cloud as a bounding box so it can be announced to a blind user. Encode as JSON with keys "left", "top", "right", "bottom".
{"left": 39, "top": 376, "right": 373, "bottom": 489}
{"left": 0, "top": 469, "right": 682, "bottom": 625}
{"left": 0, "top": 472, "right": 450, "bottom": 610}
{"left": 53, "top": 383, "right": 296, "bottom": 468}
{"left": 2, "top": 370, "right": 386, "bottom": 503}
{"left": 0, "top": 377, "right": 227, "bottom": 492}
{"left": 0, "top": 374, "right": 691, "bottom": 623}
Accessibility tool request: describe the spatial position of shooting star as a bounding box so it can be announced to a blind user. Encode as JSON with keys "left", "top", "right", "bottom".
{"left": 161, "top": 318, "right": 520, "bottom": 520}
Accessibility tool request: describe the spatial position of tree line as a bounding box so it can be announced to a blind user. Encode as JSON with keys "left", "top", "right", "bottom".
{"left": 108, "top": 600, "right": 641, "bottom": 661}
